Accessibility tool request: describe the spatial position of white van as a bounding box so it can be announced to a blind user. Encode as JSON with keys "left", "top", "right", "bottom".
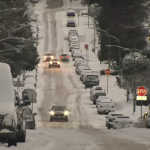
{"left": 97, "top": 100, "right": 115, "bottom": 114}
{"left": 0, "top": 63, "right": 17, "bottom": 146}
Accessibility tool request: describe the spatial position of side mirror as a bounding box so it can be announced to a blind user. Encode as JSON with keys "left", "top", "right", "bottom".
{"left": 33, "top": 113, "right": 37, "bottom": 115}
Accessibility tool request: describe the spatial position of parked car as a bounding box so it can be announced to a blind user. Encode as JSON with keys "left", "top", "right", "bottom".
{"left": 105, "top": 113, "right": 123, "bottom": 129}
{"left": 22, "top": 84, "right": 35, "bottom": 104}
{"left": 67, "top": 20, "right": 76, "bottom": 27}
{"left": 113, "top": 116, "right": 132, "bottom": 129}
{"left": 19, "top": 106, "right": 37, "bottom": 129}
{"left": 73, "top": 53, "right": 84, "bottom": 61}
{"left": 83, "top": 74, "right": 99, "bottom": 84}
{"left": 97, "top": 100, "right": 115, "bottom": 114}
{"left": 68, "top": 29, "right": 78, "bottom": 36}
{"left": 59, "top": 53, "right": 70, "bottom": 62}
{"left": 76, "top": 65, "right": 90, "bottom": 74}
{"left": 49, "top": 58, "right": 60, "bottom": 68}
{"left": 79, "top": 68, "right": 92, "bottom": 75}
{"left": 92, "top": 91, "right": 106, "bottom": 105}
{"left": 146, "top": 111, "right": 150, "bottom": 128}
{"left": 76, "top": 61, "right": 88, "bottom": 68}
{"left": 74, "top": 58, "right": 85, "bottom": 66}
{"left": 0, "top": 63, "right": 18, "bottom": 147}
{"left": 66, "top": 9, "right": 75, "bottom": 17}
{"left": 90, "top": 86, "right": 103, "bottom": 99}
{"left": 80, "top": 10, "right": 88, "bottom": 15}
{"left": 23, "top": 72, "right": 37, "bottom": 82}
{"left": 84, "top": 76, "right": 99, "bottom": 89}
{"left": 96, "top": 96, "right": 112, "bottom": 107}
{"left": 24, "top": 77, "right": 36, "bottom": 87}
{"left": 69, "top": 43, "right": 80, "bottom": 52}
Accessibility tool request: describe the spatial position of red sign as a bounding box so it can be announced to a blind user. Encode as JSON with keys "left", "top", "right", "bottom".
{"left": 136, "top": 86, "right": 147, "bottom": 96}
{"left": 84, "top": 44, "right": 88, "bottom": 49}
{"left": 105, "top": 69, "right": 111, "bottom": 75}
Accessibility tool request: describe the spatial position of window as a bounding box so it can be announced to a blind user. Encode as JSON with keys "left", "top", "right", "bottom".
{"left": 53, "top": 106, "right": 65, "bottom": 111}
{"left": 61, "top": 54, "right": 68, "bottom": 56}
{"left": 95, "top": 87, "right": 102, "bottom": 90}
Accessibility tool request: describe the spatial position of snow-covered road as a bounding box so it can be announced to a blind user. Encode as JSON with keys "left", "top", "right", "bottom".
{"left": 1, "top": 0, "right": 150, "bottom": 149}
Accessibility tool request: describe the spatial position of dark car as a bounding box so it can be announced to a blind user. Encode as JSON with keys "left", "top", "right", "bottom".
{"left": 59, "top": 53, "right": 70, "bottom": 62}
{"left": 43, "top": 53, "right": 54, "bottom": 62}
{"left": 67, "top": 12, "right": 75, "bottom": 17}
{"left": 49, "top": 58, "right": 60, "bottom": 68}
{"left": 49, "top": 105, "right": 69, "bottom": 122}
{"left": 84, "top": 76, "right": 99, "bottom": 89}
{"left": 93, "top": 92, "right": 106, "bottom": 105}
{"left": 67, "top": 20, "right": 76, "bottom": 27}
{"left": 19, "top": 106, "right": 37, "bottom": 129}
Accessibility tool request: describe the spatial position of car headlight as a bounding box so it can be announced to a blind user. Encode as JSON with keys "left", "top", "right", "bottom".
{"left": 57, "top": 61, "right": 60, "bottom": 64}
{"left": 50, "top": 61, "right": 52, "bottom": 64}
{"left": 51, "top": 56, "right": 54, "bottom": 59}
{"left": 44, "top": 56, "right": 47, "bottom": 58}
{"left": 64, "top": 111, "right": 69, "bottom": 115}
{"left": 49, "top": 111, "right": 55, "bottom": 115}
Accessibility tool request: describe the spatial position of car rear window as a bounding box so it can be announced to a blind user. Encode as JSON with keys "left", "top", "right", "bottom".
{"left": 118, "top": 116, "right": 129, "bottom": 118}
{"left": 95, "top": 87, "right": 102, "bottom": 90}
{"left": 61, "top": 54, "right": 68, "bottom": 56}
{"left": 95, "top": 93, "right": 106, "bottom": 96}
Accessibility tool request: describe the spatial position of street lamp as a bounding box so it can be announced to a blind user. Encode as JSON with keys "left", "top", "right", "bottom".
{"left": 102, "top": 34, "right": 121, "bottom": 76}
{"left": 106, "top": 45, "right": 143, "bottom": 115}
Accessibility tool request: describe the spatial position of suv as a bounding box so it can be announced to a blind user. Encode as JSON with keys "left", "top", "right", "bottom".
{"left": 84, "top": 76, "right": 99, "bottom": 89}
{"left": 49, "top": 58, "right": 60, "bottom": 68}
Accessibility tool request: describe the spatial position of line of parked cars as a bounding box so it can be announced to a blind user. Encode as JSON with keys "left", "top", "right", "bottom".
{"left": 0, "top": 63, "right": 37, "bottom": 147}
{"left": 89, "top": 85, "right": 133, "bottom": 129}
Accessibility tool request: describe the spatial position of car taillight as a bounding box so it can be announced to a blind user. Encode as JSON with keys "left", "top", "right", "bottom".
{"left": 66, "top": 56, "right": 69, "bottom": 58}
{"left": 60, "top": 56, "right": 63, "bottom": 58}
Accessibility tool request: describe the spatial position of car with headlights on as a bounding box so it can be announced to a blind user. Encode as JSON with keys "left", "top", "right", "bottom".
{"left": 49, "top": 58, "right": 60, "bottom": 68}
{"left": 49, "top": 105, "right": 69, "bottom": 122}
{"left": 43, "top": 53, "right": 54, "bottom": 62}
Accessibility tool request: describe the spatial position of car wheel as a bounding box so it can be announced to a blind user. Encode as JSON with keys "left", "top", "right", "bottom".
{"left": 8, "top": 136, "right": 17, "bottom": 147}
{"left": 107, "top": 126, "right": 110, "bottom": 129}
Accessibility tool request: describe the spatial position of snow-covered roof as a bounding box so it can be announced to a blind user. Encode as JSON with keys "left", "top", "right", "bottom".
{"left": 23, "top": 84, "right": 35, "bottom": 90}
{"left": 0, "top": 63, "right": 14, "bottom": 103}
{"left": 24, "top": 77, "right": 36, "bottom": 84}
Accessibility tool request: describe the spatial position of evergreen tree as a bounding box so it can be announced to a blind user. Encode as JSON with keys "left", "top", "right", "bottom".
{"left": 0, "top": 0, "right": 39, "bottom": 77}
{"left": 90, "top": 0, "right": 148, "bottom": 64}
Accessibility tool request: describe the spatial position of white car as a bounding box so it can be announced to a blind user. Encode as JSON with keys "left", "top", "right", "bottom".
{"left": 83, "top": 74, "right": 99, "bottom": 84}
{"left": 71, "top": 49, "right": 82, "bottom": 56}
{"left": 80, "top": 70, "right": 93, "bottom": 79}
{"left": 68, "top": 29, "right": 78, "bottom": 36}
{"left": 69, "top": 41, "right": 80, "bottom": 47}
{"left": 96, "top": 96, "right": 111, "bottom": 107}
{"left": 69, "top": 39, "right": 79, "bottom": 44}
{"left": 74, "top": 58, "right": 87, "bottom": 67}
{"left": 69, "top": 44, "right": 80, "bottom": 52}
{"left": 68, "top": 33, "right": 78, "bottom": 39}
{"left": 76, "top": 65, "right": 90, "bottom": 74}
{"left": 69, "top": 36, "right": 78, "bottom": 42}
{"left": 74, "top": 58, "right": 84, "bottom": 66}
{"left": 72, "top": 53, "right": 84, "bottom": 61}
{"left": 24, "top": 77, "right": 36, "bottom": 87}
{"left": 72, "top": 46, "right": 80, "bottom": 51}
{"left": 72, "top": 51, "right": 82, "bottom": 57}
{"left": 105, "top": 113, "right": 124, "bottom": 129}
{"left": 97, "top": 100, "right": 115, "bottom": 114}
{"left": 23, "top": 72, "right": 37, "bottom": 81}
{"left": 90, "top": 86, "right": 103, "bottom": 96}
{"left": 113, "top": 116, "right": 132, "bottom": 129}
{"left": 76, "top": 61, "right": 88, "bottom": 67}
{"left": 79, "top": 68, "right": 91, "bottom": 75}
{"left": 90, "top": 87, "right": 103, "bottom": 101}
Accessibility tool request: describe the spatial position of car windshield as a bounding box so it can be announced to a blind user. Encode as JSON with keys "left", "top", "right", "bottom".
{"left": 53, "top": 106, "right": 65, "bottom": 111}
{"left": 46, "top": 54, "right": 52, "bottom": 56}
{"left": 53, "top": 59, "right": 58, "bottom": 61}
